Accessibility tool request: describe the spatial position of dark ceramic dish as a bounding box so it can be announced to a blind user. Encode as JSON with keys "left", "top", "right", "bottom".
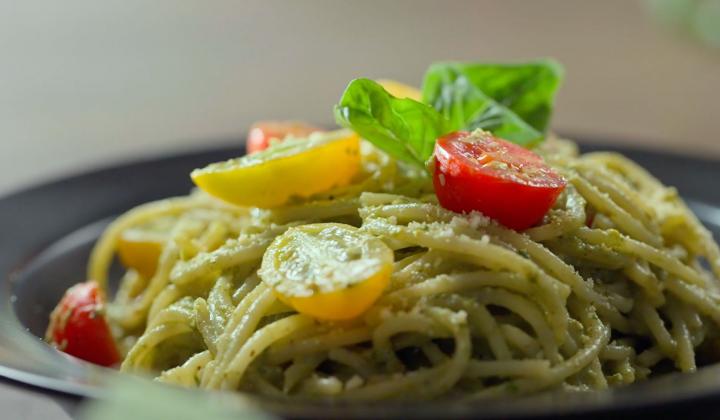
{"left": 1, "top": 138, "right": 720, "bottom": 419}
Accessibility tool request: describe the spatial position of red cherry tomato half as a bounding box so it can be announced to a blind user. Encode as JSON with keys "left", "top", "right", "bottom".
{"left": 246, "top": 121, "right": 323, "bottom": 154}
{"left": 45, "top": 281, "right": 120, "bottom": 367}
{"left": 432, "top": 130, "right": 566, "bottom": 230}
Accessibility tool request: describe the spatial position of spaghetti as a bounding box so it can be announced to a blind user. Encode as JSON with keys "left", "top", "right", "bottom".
{"left": 84, "top": 138, "right": 720, "bottom": 399}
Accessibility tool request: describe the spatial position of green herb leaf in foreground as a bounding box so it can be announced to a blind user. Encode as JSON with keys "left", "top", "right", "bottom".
{"left": 334, "top": 78, "right": 450, "bottom": 167}
{"left": 80, "top": 375, "right": 272, "bottom": 420}
{"left": 422, "top": 60, "right": 563, "bottom": 147}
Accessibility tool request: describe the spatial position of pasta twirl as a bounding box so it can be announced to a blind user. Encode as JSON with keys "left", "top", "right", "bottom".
{"left": 84, "top": 138, "right": 720, "bottom": 399}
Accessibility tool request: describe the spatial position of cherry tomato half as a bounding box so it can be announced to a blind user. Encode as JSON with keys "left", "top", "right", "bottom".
{"left": 45, "top": 281, "right": 120, "bottom": 367}
{"left": 259, "top": 223, "right": 393, "bottom": 321}
{"left": 246, "top": 121, "right": 322, "bottom": 154}
{"left": 193, "top": 130, "right": 360, "bottom": 208}
{"left": 432, "top": 130, "right": 566, "bottom": 230}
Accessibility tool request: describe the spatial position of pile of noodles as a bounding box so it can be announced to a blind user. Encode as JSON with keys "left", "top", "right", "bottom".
{"left": 88, "top": 138, "right": 720, "bottom": 399}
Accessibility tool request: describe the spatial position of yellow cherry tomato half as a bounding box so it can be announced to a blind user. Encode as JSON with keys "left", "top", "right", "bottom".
{"left": 376, "top": 79, "right": 422, "bottom": 101}
{"left": 116, "top": 229, "right": 166, "bottom": 279}
{"left": 191, "top": 130, "right": 360, "bottom": 208}
{"left": 259, "top": 223, "right": 393, "bottom": 321}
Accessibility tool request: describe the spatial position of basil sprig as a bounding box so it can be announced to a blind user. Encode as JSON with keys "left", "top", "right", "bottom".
{"left": 423, "top": 60, "right": 563, "bottom": 147}
{"left": 334, "top": 59, "right": 563, "bottom": 168}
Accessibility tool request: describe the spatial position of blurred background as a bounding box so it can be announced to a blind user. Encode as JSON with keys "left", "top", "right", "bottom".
{"left": 1, "top": 0, "right": 719, "bottom": 195}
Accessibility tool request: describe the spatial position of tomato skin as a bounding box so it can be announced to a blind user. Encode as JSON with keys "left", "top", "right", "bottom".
{"left": 193, "top": 130, "right": 360, "bottom": 208}
{"left": 246, "top": 121, "right": 322, "bottom": 154}
{"left": 46, "top": 282, "right": 120, "bottom": 367}
{"left": 117, "top": 230, "right": 163, "bottom": 279}
{"left": 432, "top": 131, "right": 566, "bottom": 230}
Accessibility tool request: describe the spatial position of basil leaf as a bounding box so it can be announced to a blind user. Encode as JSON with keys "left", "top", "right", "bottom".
{"left": 334, "top": 78, "right": 450, "bottom": 168}
{"left": 442, "top": 60, "right": 564, "bottom": 132}
{"left": 422, "top": 60, "right": 563, "bottom": 147}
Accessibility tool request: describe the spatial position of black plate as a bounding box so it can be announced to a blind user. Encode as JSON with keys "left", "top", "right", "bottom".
{"left": 2, "top": 138, "right": 720, "bottom": 419}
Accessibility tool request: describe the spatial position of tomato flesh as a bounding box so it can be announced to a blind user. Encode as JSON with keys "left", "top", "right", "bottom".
{"left": 259, "top": 223, "right": 393, "bottom": 320}
{"left": 432, "top": 130, "right": 566, "bottom": 230}
{"left": 246, "top": 121, "right": 322, "bottom": 154}
{"left": 46, "top": 281, "right": 120, "bottom": 367}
